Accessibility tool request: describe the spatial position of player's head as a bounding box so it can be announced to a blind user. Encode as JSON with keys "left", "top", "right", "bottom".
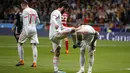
{"left": 20, "top": 0, "right": 29, "bottom": 9}
{"left": 58, "top": 1, "right": 70, "bottom": 14}
{"left": 58, "top": 1, "right": 70, "bottom": 9}
{"left": 14, "top": 6, "right": 20, "bottom": 12}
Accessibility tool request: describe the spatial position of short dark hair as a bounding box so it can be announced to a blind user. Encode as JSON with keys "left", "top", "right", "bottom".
{"left": 58, "top": 1, "right": 70, "bottom": 9}
{"left": 21, "top": 0, "right": 28, "bottom": 5}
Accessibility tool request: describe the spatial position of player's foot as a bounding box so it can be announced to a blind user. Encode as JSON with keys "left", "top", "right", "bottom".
{"left": 16, "top": 60, "right": 24, "bottom": 66}
{"left": 31, "top": 62, "right": 37, "bottom": 67}
{"left": 65, "top": 50, "right": 69, "bottom": 54}
{"left": 54, "top": 70, "right": 66, "bottom": 73}
{"left": 77, "top": 69, "right": 84, "bottom": 73}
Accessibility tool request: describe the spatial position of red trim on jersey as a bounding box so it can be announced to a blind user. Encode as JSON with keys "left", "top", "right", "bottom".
{"left": 63, "top": 23, "right": 67, "bottom": 26}
{"left": 24, "top": 16, "right": 28, "bottom": 18}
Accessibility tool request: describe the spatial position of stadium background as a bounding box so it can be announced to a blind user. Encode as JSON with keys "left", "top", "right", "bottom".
{"left": 0, "top": 0, "right": 130, "bottom": 41}
{"left": 0, "top": 0, "right": 130, "bottom": 73}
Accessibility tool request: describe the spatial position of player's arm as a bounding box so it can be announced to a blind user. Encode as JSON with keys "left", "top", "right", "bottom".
{"left": 51, "top": 13, "right": 59, "bottom": 29}
{"left": 12, "top": 14, "right": 17, "bottom": 31}
{"left": 75, "top": 26, "right": 82, "bottom": 32}
{"left": 36, "top": 16, "right": 40, "bottom": 25}
{"left": 35, "top": 12, "right": 40, "bottom": 25}
{"left": 12, "top": 19, "right": 17, "bottom": 31}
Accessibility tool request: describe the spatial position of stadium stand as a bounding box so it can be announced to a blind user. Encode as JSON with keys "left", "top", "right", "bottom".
{"left": 0, "top": 0, "right": 130, "bottom": 32}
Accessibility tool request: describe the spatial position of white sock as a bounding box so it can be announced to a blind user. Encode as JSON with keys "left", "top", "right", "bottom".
{"left": 88, "top": 51, "right": 94, "bottom": 73}
{"left": 32, "top": 44, "right": 38, "bottom": 63}
{"left": 80, "top": 46, "right": 86, "bottom": 71}
{"left": 53, "top": 56, "right": 59, "bottom": 71}
{"left": 17, "top": 43, "right": 24, "bottom": 60}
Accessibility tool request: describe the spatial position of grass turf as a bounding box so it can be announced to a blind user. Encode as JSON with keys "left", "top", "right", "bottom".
{"left": 0, "top": 35, "right": 130, "bottom": 73}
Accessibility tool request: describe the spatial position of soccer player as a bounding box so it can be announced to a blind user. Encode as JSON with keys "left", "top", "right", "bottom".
{"left": 49, "top": 1, "right": 75, "bottom": 73}
{"left": 50, "top": 11, "right": 69, "bottom": 54}
{"left": 62, "top": 11, "right": 69, "bottom": 54}
{"left": 16, "top": 0, "right": 40, "bottom": 67}
{"left": 12, "top": 6, "right": 23, "bottom": 43}
{"left": 72, "top": 24, "right": 99, "bottom": 73}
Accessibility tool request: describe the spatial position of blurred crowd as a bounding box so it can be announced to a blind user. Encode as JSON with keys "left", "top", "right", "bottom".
{"left": 0, "top": 0, "right": 130, "bottom": 32}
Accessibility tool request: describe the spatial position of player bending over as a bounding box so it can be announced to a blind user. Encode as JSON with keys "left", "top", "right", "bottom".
{"left": 72, "top": 24, "right": 99, "bottom": 73}
{"left": 16, "top": 0, "right": 40, "bottom": 67}
{"left": 49, "top": 1, "right": 75, "bottom": 73}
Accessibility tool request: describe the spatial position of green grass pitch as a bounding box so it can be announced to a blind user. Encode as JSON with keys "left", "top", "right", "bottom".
{"left": 0, "top": 35, "right": 130, "bottom": 73}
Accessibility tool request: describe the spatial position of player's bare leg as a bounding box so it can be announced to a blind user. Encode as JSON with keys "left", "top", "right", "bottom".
{"left": 16, "top": 43, "right": 24, "bottom": 66}
{"left": 64, "top": 38, "right": 69, "bottom": 54}
{"left": 77, "top": 40, "right": 86, "bottom": 73}
{"left": 31, "top": 43, "right": 38, "bottom": 67}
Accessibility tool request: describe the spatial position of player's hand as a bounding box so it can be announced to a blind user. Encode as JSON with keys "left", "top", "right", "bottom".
{"left": 73, "top": 45, "right": 78, "bottom": 49}
{"left": 11, "top": 28, "right": 14, "bottom": 32}
{"left": 55, "top": 24, "right": 59, "bottom": 29}
{"left": 70, "top": 27, "right": 76, "bottom": 33}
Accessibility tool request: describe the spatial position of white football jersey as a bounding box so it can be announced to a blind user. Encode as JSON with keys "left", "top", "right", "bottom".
{"left": 22, "top": 7, "right": 40, "bottom": 34}
{"left": 77, "top": 25, "right": 96, "bottom": 34}
{"left": 49, "top": 10, "right": 63, "bottom": 40}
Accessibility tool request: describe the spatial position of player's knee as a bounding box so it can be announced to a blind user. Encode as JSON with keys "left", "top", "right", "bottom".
{"left": 19, "top": 43, "right": 23, "bottom": 46}
{"left": 89, "top": 50, "right": 95, "bottom": 56}
{"left": 80, "top": 41, "right": 86, "bottom": 48}
{"left": 64, "top": 38, "right": 68, "bottom": 41}
{"left": 80, "top": 48, "right": 85, "bottom": 53}
{"left": 91, "top": 44, "right": 96, "bottom": 50}
{"left": 31, "top": 43, "right": 37, "bottom": 46}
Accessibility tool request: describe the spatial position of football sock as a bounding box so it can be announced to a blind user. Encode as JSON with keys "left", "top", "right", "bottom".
{"left": 53, "top": 56, "right": 59, "bottom": 71}
{"left": 88, "top": 51, "right": 94, "bottom": 73}
{"left": 32, "top": 44, "right": 38, "bottom": 63}
{"left": 17, "top": 43, "right": 24, "bottom": 60}
{"left": 65, "top": 40, "right": 68, "bottom": 51}
{"left": 80, "top": 47, "right": 85, "bottom": 71}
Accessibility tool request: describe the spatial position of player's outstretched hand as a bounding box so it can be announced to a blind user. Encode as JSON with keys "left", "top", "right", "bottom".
{"left": 11, "top": 28, "right": 14, "bottom": 32}
{"left": 70, "top": 27, "right": 76, "bottom": 33}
